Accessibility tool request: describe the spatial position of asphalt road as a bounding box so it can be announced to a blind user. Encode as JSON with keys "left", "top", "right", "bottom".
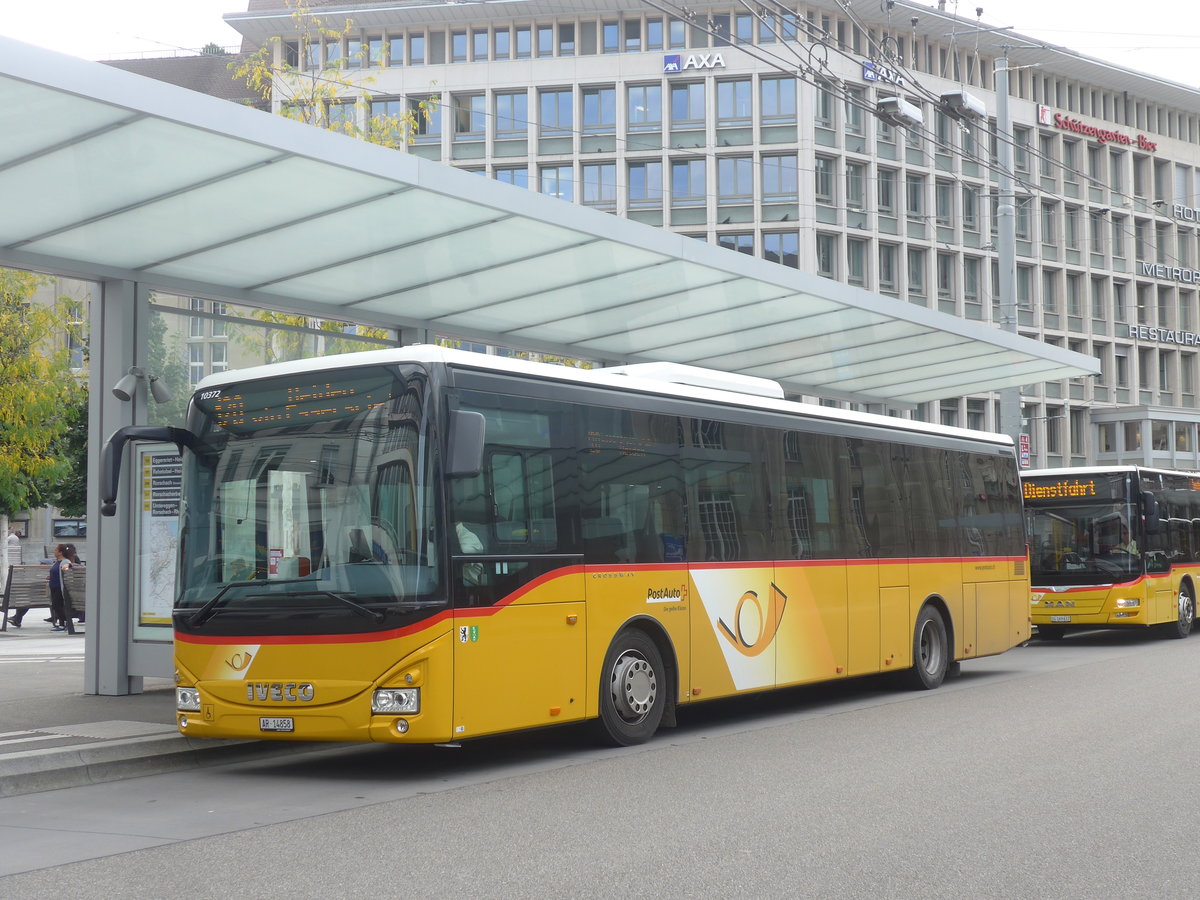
{"left": 2, "top": 629, "right": 1198, "bottom": 898}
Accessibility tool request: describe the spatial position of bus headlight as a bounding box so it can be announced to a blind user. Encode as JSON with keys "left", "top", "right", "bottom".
{"left": 176, "top": 687, "right": 201, "bottom": 712}
{"left": 373, "top": 688, "right": 420, "bottom": 714}
{"left": 1115, "top": 598, "right": 1141, "bottom": 608}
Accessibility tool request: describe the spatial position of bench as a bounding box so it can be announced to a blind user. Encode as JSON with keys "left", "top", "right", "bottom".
{"left": 62, "top": 565, "right": 86, "bottom": 628}
{"left": 1, "top": 565, "right": 50, "bottom": 631}
{"left": 1, "top": 564, "right": 86, "bottom": 632}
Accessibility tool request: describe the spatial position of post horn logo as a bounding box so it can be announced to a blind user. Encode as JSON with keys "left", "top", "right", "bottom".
{"left": 717, "top": 583, "right": 788, "bottom": 657}
{"left": 225, "top": 651, "right": 253, "bottom": 672}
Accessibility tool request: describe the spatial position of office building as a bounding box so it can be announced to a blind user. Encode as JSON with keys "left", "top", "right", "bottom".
{"left": 217, "top": 0, "right": 1200, "bottom": 469}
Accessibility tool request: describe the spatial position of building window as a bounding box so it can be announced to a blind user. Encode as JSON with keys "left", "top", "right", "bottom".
{"left": 844, "top": 86, "right": 865, "bottom": 136}
{"left": 670, "top": 158, "right": 706, "bottom": 206}
{"left": 493, "top": 27, "right": 511, "bottom": 59}
{"left": 717, "top": 157, "right": 754, "bottom": 202}
{"left": 495, "top": 166, "right": 529, "bottom": 189}
{"left": 188, "top": 343, "right": 205, "bottom": 385}
{"left": 515, "top": 26, "right": 531, "bottom": 58}
{"left": 907, "top": 247, "right": 926, "bottom": 298}
{"left": 846, "top": 162, "right": 866, "bottom": 210}
{"left": 536, "top": 24, "right": 554, "bottom": 56}
{"left": 409, "top": 96, "right": 440, "bottom": 139}
{"left": 670, "top": 82, "right": 706, "bottom": 127}
{"left": 451, "top": 30, "right": 468, "bottom": 62}
{"left": 761, "top": 78, "right": 796, "bottom": 123}
{"left": 495, "top": 91, "right": 528, "bottom": 136}
{"left": 847, "top": 238, "right": 867, "bottom": 287}
{"left": 878, "top": 244, "right": 898, "bottom": 293}
{"left": 628, "top": 161, "right": 663, "bottom": 205}
{"left": 814, "top": 156, "right": 835, "bottom": 204}
{"left": 936, "top": 252, "right": 955, "bottom": 300}
{"left": 717, "top": 233, "right": 754, "bottom": 255}
{"left": 814, "top": 80, "right": 834, "bottom": 128}
{"left": 452, "top": 93, "right": 486, "bottom": 139}
{"left": 877, "top": 168, "right": 897, "bottom": 216}
{"left": 408, "top": 33, "right": 425, "bottom": 66}
{"left": 716, "top": 79, "right": 752, "bottom": 126}
{"left": 763, "top": 232, "right": 798, "bottom": 268}
{"left": 627, "top": 84, "right": 662, "bottom": 129}
{"left": 558, "top": 23, "right": 575, "bottom": 56}
{"left": 582, "top": 163, "right": 617, "bottom": 207}
{"left": 935, "top": 180, "right": 953, "bottom": 226}
{"left": 762, "top": 155, "right": 797, "bottom": 202}
{"left": 539, "top": 88, "right": 573, "bottom": 135}
{"left": 962, "top": 185, "right": 979, "bottom": 231}
{"left": 905, "top": 173, "right": 925, "bottom": 221}
{"left": 582, "top": 86, "right": 616, "bottom": 133}
{"left": 540, "top": 165, "right": 574, "bottom": 202}
{"left": 816, "top": 233, "right": 837, "bottom": 277}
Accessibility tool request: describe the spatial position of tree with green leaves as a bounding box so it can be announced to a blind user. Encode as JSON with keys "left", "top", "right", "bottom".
{"left": 230, "top": 0, "right": 432, "bottom": 148}
{"left": 0, "top": 269, "right": 80, "bottom": 573}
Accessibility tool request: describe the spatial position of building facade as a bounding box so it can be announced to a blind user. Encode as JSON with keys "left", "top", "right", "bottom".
{"left": 218, "top": 0, "right": 1200, "bottom": 470}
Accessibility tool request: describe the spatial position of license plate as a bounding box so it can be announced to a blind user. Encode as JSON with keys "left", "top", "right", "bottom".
{"left": 259, "top": 717, "right": 294, "bottom": 733}
{"left": 1050, "top": 615, "right": 1071, "bottom": 623}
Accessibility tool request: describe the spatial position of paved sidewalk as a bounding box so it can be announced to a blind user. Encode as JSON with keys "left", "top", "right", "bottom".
{"left": 0, "top": 619, "right": 323, "bottom": 797}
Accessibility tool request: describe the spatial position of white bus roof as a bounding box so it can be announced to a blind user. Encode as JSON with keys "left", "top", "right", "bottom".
{"left": 196, "top": 345, "right": 1015, "bottom": 449}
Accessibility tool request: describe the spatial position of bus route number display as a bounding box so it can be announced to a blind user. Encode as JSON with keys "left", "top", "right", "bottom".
{"left": 198, "top": 379, "right": 396, "bottom": 432}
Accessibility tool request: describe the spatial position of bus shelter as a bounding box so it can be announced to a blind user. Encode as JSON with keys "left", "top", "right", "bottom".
{"left": 0, "top": 37, "right": 1098, "bottom": 694}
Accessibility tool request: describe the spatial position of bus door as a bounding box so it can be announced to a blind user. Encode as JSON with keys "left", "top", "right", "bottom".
{"left": 449, "top": 446, "right": 586, "bottom": 740}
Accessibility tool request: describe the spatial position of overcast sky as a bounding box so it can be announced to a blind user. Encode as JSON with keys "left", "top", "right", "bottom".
{"left": 1, "top": 1, "right": 1195, "bottom": 87}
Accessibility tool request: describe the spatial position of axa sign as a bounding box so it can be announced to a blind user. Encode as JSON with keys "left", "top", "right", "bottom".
{"left": 663, "top": 53, "right": 726, "bottom": 73}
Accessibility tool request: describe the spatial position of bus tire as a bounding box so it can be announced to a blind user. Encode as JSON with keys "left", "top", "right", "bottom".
{"left": 905, "top": 605, "right": 948, "bottom": 691}
{"left": 1162, "top": 583, "right": 1195, "bottom": 640}
{"left": 1036, "top": 625, "right": 1066, "bottom": 641}
{"left": 596, "top": 629, "right": 665, "bottom": 746}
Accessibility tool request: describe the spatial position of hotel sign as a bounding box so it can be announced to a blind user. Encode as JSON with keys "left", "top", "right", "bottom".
{"left": 1037, "top": 105, "right": 1158, "bottom": 152}
{"left": 1138, "top": 261, "right": 1200, "bottom": 285}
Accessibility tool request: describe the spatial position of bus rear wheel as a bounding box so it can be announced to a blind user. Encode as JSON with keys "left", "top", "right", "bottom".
{"left": 905, "top": 605, "right": 948, "bottom": 690}
{"left": 1162, "top": 583, "right": 1195, "bottom": 640}
{"left": 596, "top": 629, "right": 665, "bottom": 746}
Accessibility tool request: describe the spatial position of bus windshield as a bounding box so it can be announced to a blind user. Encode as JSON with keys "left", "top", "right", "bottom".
{"left": 1024, "top": 473, "right": 1141, "bottom": 586}
{"left": 176, "top": 364, "right": 443, "bottom": 635}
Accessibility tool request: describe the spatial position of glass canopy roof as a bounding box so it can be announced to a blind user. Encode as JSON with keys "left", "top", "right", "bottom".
{"left": 0, "top": 36, "right": 1098, "bottom": 405}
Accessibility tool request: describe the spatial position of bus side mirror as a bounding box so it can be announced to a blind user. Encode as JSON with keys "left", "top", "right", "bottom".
{"left": 446, "top": 410, "right": 485, "bottom": 477}
{"left": 1142, "top": 491, "right": 1163, "bottom": 534}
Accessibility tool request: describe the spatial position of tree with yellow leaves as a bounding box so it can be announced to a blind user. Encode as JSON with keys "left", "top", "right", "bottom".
{"left": 0, "top": 269, "right": 80, "bottom": 572}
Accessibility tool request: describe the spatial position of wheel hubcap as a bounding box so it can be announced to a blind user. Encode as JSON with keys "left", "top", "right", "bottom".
{"left": 919, "top": 622, "right": 942, "bottom": 673}
{"left": 1179, "top": 591, "right": 1194, "bottom": 628}
{"left": 610, "top": 651, "right": 657, "bottom": 722}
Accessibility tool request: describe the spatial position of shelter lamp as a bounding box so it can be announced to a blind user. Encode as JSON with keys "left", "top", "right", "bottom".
{"left": 111, "top": 366, "right": 172, "bottom": 403}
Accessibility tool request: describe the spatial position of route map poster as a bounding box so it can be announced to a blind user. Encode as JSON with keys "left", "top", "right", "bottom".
{"left": 134, "top": 444, "right": 180, "bottom": 634}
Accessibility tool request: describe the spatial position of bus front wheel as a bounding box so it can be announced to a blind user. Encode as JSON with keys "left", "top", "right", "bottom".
{"left": 596, "top": 629, "right": 665, "bottom": 746}
{"left": 905, "top": 605, "right": 949, "bottom": 691}
{"left": 1162, "top": 583, "right": 1195, "bottom": 640}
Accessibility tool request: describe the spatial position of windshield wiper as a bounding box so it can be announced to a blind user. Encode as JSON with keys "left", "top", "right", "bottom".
{"left": 186, "top": 580, "right": 385, "bottom": 627}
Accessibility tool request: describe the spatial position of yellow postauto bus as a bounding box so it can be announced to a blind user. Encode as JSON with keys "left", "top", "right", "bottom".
{"left": 102, "top": 347, "right": 1029, "bottom": 746}
{"left": 1023, "top": 467, "right": 1200, "bottom": 640}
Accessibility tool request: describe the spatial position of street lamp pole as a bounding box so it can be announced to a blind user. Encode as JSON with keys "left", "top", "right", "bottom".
{"left": 994, "top": 53, "right": 1023, "bottom": 459}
